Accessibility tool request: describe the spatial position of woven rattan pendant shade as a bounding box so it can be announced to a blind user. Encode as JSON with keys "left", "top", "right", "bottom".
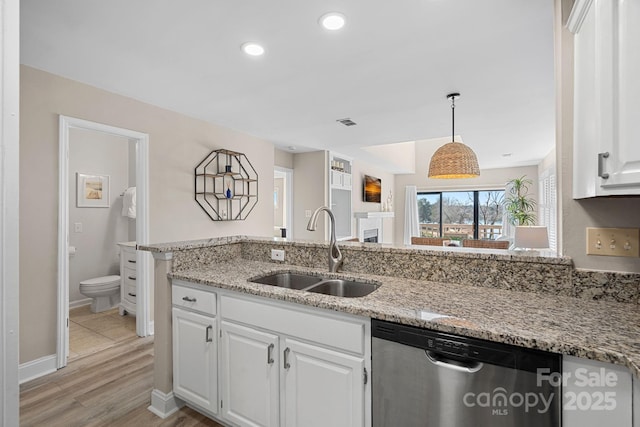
{"left": 428, "top": 141, "right": 480, "bottom": 179}
{"left": 428, "top": 93, "right": 480, "bottom": 179}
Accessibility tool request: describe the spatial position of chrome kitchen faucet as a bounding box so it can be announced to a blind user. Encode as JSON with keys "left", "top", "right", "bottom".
{"left": 306, "top": 206, "right": 343, "bottom": 273}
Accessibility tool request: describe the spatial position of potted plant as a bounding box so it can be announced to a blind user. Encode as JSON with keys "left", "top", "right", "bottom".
{"left": 504, "top": 176, "right": 536, "bottom": 226}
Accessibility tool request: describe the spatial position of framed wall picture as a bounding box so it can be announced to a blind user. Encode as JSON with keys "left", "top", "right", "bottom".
{"left": 363, "top": 174, "right": 382, "bottom": 203}
{"left": 76, "top": 173, "right": 110, "bottom": 207}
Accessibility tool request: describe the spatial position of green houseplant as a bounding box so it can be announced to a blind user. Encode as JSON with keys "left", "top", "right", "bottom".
{"left": 504, "top": 176, "right": 537, "bottom": 226}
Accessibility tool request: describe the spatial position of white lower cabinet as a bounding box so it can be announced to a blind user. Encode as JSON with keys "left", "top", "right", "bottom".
{"left": 283, "top": 338, "right": 365, "bottom": 427}
{"left": 220, "top": 321, "right": 280, "bottom": 427}
{"left": 218, "top": 293, "right": 370, "bottom": 427}
{"left": 172, "top": 307, "right": 218, "bottom": 415}
{"left": 562, "top": 355, "right": 633, "bottom": 427}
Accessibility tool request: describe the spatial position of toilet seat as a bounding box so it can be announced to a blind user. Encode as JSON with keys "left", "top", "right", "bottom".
{"left": 80, "top": 275, "right": 120, "bottom": 290}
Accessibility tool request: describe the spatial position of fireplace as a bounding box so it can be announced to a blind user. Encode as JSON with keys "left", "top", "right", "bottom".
{"left": 363, "top": 229, "right": 379, "bottom": 243}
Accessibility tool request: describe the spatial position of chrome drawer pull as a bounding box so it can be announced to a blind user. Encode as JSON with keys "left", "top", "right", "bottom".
{"left": 182, "top": 296, "right": 196, "bottom": 303}
{"left": 267, "top": 343, "right": 275, "bottom": 365}
{"left": 128, "top": 276, "right": 136, "bottom": 281}
{"left": 284, "top": 347, "right": 291, "bottom": 370}
{"left": 128, "top": 292, "right": 136, "bottom": 297}
{"left": 598, "top": 152, "right": 610, "bottom": 179}
{"left": 205, "top": 325, "right": 213, "bottom": 343}
{"left": 127, "top": 260, "right": 136, "bottom": 263}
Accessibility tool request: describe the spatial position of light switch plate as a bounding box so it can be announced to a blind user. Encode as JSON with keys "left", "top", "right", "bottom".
{"left": 74, "top": 222, "right": 83, "bottom": 233}
{"left": 586, "top": 227, "right": 640, "bottom": 257}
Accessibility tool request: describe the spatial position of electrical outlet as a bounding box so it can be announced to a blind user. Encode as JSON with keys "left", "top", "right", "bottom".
{"left": 74, "top": 222, "right": 83, "bottom": 233}
{"left": 586, "top": 227, "right": 640, "bottom": 257}
{"left": 305, "top": 210, "right": 312, "bottom": 218}
{"left": 271, "top": 249, "right": 285, "bottom": 262}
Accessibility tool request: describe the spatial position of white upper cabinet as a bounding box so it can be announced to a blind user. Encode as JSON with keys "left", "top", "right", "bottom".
{"left": 570, "top": 0, "right": 640, "bottom": 198}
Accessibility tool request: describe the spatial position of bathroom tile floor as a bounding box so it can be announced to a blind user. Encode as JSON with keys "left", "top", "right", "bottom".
{"left": 69, "top": 305, "right": 137, "bottom": 361}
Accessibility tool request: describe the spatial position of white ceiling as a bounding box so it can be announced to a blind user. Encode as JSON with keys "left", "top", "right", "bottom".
{"left": 20, "top": 0, "right": 555, "bottom": 172}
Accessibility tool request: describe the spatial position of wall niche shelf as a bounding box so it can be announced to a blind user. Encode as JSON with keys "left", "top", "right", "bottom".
{"left": 195, "top": 149, "right": 258, "bottom": 221}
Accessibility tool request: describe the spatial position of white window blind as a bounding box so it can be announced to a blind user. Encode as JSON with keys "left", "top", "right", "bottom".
{"left": 539, "top": 170, "right": 557, "bottom": 252}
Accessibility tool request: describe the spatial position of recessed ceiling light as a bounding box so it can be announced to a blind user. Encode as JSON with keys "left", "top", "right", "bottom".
{"left": 502, "top": 153, "right": 513, "bottom": 157}
{"left": 241, "top": 42, "right": 265, "bottom": 56}
{"left": 288, "top": 146, "right": 297, "bottom": 151}
{"left": 319, "top": 12, "right": 346, "bottom": 31}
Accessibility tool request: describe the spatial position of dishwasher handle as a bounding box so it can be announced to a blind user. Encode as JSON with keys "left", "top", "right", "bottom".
{"left": 425, "top": 350, "right": 483, "bottom": 373}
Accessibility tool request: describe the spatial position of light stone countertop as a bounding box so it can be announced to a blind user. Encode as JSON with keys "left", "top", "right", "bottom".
{"left": 169, "top": 259, "right": 640, "bottom": 380}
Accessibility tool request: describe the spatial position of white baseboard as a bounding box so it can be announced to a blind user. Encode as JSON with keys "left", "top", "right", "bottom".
{"left": 69, "top": 298, "right": 92, "bottom": 309}
{"left": 148, "top": 389, "right": 183, "bottom": 419}
{"left": 19, "top": 354, "right": 57, "bottom": 384}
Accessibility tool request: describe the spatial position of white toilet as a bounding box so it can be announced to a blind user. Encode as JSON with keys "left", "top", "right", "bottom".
{"left": 79, "top": 275, "right": 121, "bottom": 313}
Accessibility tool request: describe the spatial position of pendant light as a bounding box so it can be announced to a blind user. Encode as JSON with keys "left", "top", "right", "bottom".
{"left": 428, "top": 93, "right": 480, "bottom": 179}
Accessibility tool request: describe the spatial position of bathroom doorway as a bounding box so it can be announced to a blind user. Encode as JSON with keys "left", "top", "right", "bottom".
{"left": 274, "top": 167, "right": 293, "bottom": 239}
{"left": 57, "top": 116, "right": 151, "bottom": 369}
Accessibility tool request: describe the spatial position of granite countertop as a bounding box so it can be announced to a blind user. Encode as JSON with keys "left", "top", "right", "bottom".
{"left": 169, "top": 259, "right": 640, "bottom": 379}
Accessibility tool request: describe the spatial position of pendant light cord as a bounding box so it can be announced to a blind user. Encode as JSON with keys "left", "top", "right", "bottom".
{"left": 451, "top": 96, "right": 455, "bottom": 142}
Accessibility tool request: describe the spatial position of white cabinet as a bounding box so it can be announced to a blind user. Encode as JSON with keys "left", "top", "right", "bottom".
{"left": 328, "top": 153, "right": 353, "bottom": 240}
{"left": 118, "top": 242, "right": 137, "bottom": 315}
{"left": 562, "top": 355, "right": 633, "bottom": 427}
{"left": 220, "top": 320, "right": 279, "bottom": 427}
{"left": 172, "top": 284, "right": 218, "bottom": 416}
{"left": 283, "top": 338, "right": 365, "bottom": 427}
{"left": 220, "top": 293, "right": 370, "bottom": 427}
{"left": 570, "top": 0, "right": 640, "bottom": 198}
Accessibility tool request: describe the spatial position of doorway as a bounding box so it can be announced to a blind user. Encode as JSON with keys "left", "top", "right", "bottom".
{"left": 274, "top": 167, "right": 293, "bottom": 239}
{"left": 57, "top": 116, "right": 151, "bottom": 369}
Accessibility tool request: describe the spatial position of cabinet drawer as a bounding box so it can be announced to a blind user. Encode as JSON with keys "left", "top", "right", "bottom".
{"left": 125, "top": 282, "right": 137, "bottom": 302}
{"left": 121, "top": 247, "right": 137, "bottom": 265}
{"left": 124, "top": 267, "right": 136, "bottom": 283}
{"left": 221, "top": 295, "right": 365, "bottom": 354}
{"left": 173, "top": 285, "right": 217, "bottom": 315}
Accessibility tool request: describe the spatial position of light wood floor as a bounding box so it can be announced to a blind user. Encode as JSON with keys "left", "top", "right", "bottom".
{"left": 20, "top": 334, "right": 223, "bottom": 426}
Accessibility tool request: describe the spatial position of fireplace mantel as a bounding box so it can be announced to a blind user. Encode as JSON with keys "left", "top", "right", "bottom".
{"left": 354, "top": 212, "right": 394, "bottom": 243}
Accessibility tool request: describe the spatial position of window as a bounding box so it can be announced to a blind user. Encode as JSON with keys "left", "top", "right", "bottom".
{"left": 417, "top": 190, "right": 505, "bottom": 240}
{"left": 538, "top": 170, "right": 557, "bottom": 252}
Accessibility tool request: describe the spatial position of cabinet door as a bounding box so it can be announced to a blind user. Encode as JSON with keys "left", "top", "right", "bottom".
{"left": 172, "top": 308, "right": 217, "bottom": 414}
{"left": 283, "top": 338, "right": 365, "bottom": 427}
{"left": 600, "top": 0, "right": 640, "bottom": 192}
{"left": 220, "top": 321, "right": 279, "bottom": 427}
{"left": 331, "top": 170, "right": 343, "bottom": 188}
{"left": 342, "top": 173, "right": 352, "bottom": 190}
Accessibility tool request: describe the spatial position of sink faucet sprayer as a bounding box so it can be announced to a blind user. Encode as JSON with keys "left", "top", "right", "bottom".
{"left": 306, "top": 206, "right": 343, "bottom": 273}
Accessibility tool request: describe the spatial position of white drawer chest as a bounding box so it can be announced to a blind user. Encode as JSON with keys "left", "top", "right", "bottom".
{"left": 118, "top": 242, "right": 137, "bottom": 316}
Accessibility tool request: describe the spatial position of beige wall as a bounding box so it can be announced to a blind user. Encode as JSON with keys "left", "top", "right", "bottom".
{"left": 555, "top": 0, "right": 640, "bottom": 273}
{"left": 292, "top": 151, "right": 327, "bottom": 240}
{"left": 393, "top": 138, "right": 539, "bottom": 245}
{"left": 351, "top": 159, "right": 396, "bottom": 244}
{"left": 274, "top": 148, "right": 294, "bottom": 169}
{"left": 20, "top": 66, "right": 275, "bottom": 363}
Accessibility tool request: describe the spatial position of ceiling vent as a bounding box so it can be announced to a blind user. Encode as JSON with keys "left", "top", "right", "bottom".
{"left": 336, "top": 118, "right": 357, "bottom": 127}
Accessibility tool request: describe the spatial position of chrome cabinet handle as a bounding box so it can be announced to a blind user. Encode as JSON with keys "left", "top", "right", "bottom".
{"left": 182, "top": 296, "right": 196, "bottom": 302}
{"left": 128, "top": 276, "right": 136, "bottom": 281}
{"left": 598, "top": 152, "right": 610, "bottom": 179}
{"left": 284, "top": 347, "right": 291, "bottom": 370}
{"left": 128, "top": 292, "right": 136, "bottom": 297}
{"left": 267, "top": 343, "right": 274, "bottom": 365}
{"left": 205, "top": 325, "right": 213, "bottom": 343}
{"left": 127, "top": 260, "right": 136, "bottom": 264}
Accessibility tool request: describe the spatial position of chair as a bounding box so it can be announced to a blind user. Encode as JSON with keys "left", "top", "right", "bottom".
{"left": 462, "top": 239, "right": 510, "bottom": 249}
{"left": 411, "top": 237, "right": 445, "bottom": 246}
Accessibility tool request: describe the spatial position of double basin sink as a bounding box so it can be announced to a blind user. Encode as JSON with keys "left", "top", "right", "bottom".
{"left": 250, "top": 272, "right": 379, "bottom": 298}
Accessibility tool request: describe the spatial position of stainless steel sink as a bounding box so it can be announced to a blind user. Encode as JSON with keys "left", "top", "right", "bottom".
{"left": 305, "top": 279, "right": 379, "bottom": 298}
{"left": 250, "top": 272, "right": 322, "bottom": 290}
{"left": 250, "top": 272, "right": 379, "bottom": 297}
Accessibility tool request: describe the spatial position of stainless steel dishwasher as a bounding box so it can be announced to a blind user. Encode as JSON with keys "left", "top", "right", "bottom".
{"left": 372, "top": 319, "right": 561, "bottom": 427}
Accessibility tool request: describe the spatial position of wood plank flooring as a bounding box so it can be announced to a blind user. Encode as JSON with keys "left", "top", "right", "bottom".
{"left": 20, "top": 335, "right": 223, "bottom": 426}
